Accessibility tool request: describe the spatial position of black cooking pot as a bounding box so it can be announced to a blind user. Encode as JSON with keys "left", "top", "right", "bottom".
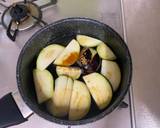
{"left": 0, "top": 18, "right": 132, "bottom": 127}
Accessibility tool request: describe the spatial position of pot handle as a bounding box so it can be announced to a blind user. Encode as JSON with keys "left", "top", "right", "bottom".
{"left": 0, "top": 92, "right": 33, "bottom": 128}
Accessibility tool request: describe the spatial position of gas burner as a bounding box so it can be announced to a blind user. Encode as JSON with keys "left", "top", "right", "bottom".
{"left": 1, "top": 1, "right": 44, "bottom": 41}
{"left": 0, "top": 0, "right": 57, "bottom": 41}
{"left": 1, "top": 2, "right": 42, "bottom": 31}
{"left": 10, "top": 4, "right": 29, "bottom": 23}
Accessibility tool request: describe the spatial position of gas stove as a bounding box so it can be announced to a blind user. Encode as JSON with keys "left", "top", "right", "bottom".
{"left": 0, "top": 0, "right": 135, "bottom": 128}
{"left": 0, "top": 0, "right": 56, "bottom": 42}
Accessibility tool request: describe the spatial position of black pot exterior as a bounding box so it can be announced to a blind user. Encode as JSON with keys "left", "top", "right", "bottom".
{"left": 16, "top": 17, "right": 132, "bottom": 125}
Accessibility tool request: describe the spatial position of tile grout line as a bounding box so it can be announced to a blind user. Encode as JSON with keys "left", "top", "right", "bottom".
{"left": 120, "top": 0, "right": 137, "bottom": 128}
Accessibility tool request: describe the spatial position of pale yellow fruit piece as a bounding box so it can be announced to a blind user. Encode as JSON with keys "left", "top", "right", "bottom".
{"left": 101, "top": 60, "right": 121, "bottom": 92}
{"left": 97, "top": 43, "right": 116, "bottom": 60}
{"left": 69, "top": 80, "right": 91, "bottom": 120}
{"left": 83, "top": 72, "right": 112, "bottom": 110}
{"left": 36, "top": 44, "right": 64, "bottom": 70}
{"left": 54, "top": 39, "right": 80, "bottom": 66}
{"left": 47, "top": 76, "right": 73, "bottom": 117}
{"left": 89, "top": 48, "right": 97, "bottom": 58}
{"left": 56, "top": 66, "right": 81, "bottom": 79}
{"left": 33, "top": 69, "right": 54, "bottom": 104}
{"left": 76, "top": 35, "right": 103, "bottom": 47}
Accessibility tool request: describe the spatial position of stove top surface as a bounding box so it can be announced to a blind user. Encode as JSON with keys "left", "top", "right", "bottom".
{"left": 0, "top": 0, "right": 134, "bottom": 128}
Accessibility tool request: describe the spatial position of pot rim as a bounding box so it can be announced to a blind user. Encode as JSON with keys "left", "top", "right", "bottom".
{"left": 16, "top": 17, "right": 132, "bottom": 125}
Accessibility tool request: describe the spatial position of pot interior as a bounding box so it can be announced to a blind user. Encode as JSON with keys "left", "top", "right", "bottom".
{"left": 17, "top": 18, "right": 132, "bottom": 125}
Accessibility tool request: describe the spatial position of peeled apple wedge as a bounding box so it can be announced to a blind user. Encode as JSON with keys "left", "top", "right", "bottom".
{"left": 36, "top": 44, "right": 64, "bottom": 70}
{"left": 46, "top": 96, "right": 55, "bottom": 116}
{"left": 97, "top": 43, "right": 116, "bottom": 60}
{"left": 56, "top": 66, "right": 81, "bottom": 79}
{"left": 76, "top": 35, "right": 103, "bottom": 47}
{"left": 83, "top": 72, "right": 112, "bottom": 110}
{"left": 33, "top": 69, "right": 54, "bottom": 104}
{"left": 89, "top": 48, "right": 97, "bottom": 58}
{"left": 47, "top": 76, "right": 73, "bottom": 117}
{"left": 101, "top": 60, "right": 121, "bottom": 92}
{"left": 69, "top": 80, "right": 91, "bottom": 120}
{"left": 54, "top": 39, "right": 80, "bottom": 66}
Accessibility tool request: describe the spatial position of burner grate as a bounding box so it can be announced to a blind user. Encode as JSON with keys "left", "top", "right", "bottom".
{"left": 10, "top": 4, "right": 29, "bottom": 22}
{"left": 0, "top": 0, "right": 56, "bottom": 41}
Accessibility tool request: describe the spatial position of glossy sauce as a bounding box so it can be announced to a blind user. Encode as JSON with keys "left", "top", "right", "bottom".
{"left": 62, "top": 52, "right": 79, "bottom": 66}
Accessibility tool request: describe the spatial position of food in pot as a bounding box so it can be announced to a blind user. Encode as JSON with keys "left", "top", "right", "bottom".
{"left": 89, "top": 48, "right": 97, "bottom": 58}
{"left": 54, "top": 39, "right": 80, "bottom": 66}
{"left": 33, "top": 69, "right": 54, "bottom": 104}
{"left": 47, "top": 76, "right": 73, "bottom": 117}
{"left": 56, "top": 66, "right": 82, "bottom": 79}
{"left": 36, "top": 44, "right": 64, "bottom": 70}
{"left": 97, "top": 43, "right": 116, "bottom": 60}
{"left": 83, "top": 73, "right": 113, "bottom": 110}
{"left": 76, "top": 35, "right": 103, "bottom": 47}
{"left": 101, "top": 60, "right": 121, "bottom": 92}
{"left": 88, "top": 54, "right": 101, "bottom": 72}
{"left": 69, "top": 80, "right": 91, "bottom": 120}
{"left": 33, "top": 35, "right": 121, "bottom": 120}
{"left": 78, "top": 48, "right": 101, "bottom": 74}
{"left": 78, "top": 48, "right": 92, "bottom": 66}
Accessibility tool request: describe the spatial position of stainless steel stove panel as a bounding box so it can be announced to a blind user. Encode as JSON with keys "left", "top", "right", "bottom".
{"left": 0, "top": 0, "right": 135, "bottom": 128}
